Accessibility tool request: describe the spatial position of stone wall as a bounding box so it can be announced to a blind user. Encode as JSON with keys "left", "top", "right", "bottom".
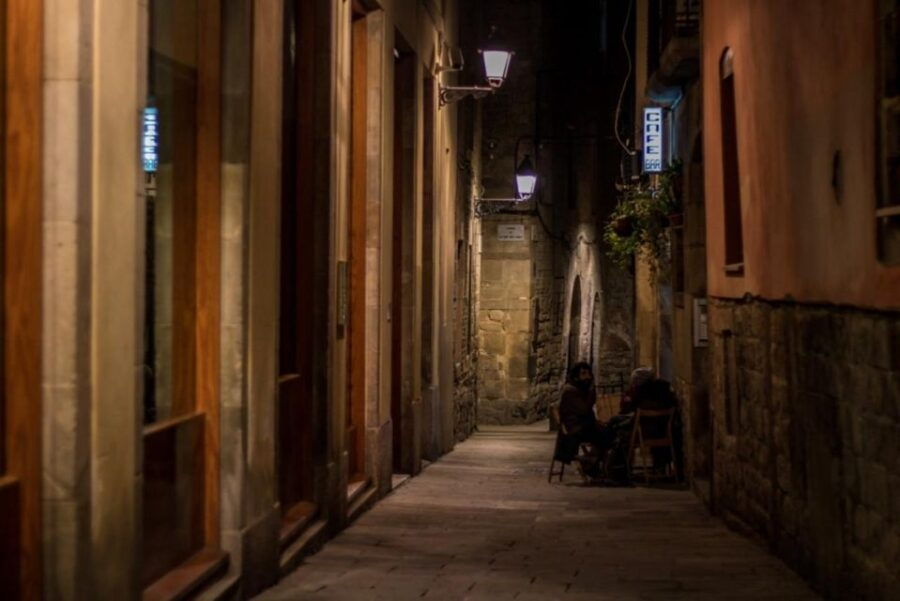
{"left": 476, "top": 217, "right": 540, "bottom": 423}
{"left": 709, "top": 298, "right": 900, "bottom": 600}
{"left": 459, "top": 0, "right": 635, "bottom": 426}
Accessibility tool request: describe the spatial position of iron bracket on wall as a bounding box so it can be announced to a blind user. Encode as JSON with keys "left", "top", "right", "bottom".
{"left": 439, "top": 85, "right": 495, "bottom": 107}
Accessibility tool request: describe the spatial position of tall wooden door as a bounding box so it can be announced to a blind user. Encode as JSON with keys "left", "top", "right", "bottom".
{"left": 1, "top": 1, "right": 42, "bottom": 598}
{"left": 346, "top": 9, "right": 368, "bottom": 484}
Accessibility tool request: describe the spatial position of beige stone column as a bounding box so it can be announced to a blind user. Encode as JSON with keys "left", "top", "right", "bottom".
{"left": 89, "top": 0, "right": 142, "bottom": 598}
{"left": 361, "top": 10, "right": 394, "bottom": 496}
{"left": 41, "top": 0, "right": 93, "bottom": 597}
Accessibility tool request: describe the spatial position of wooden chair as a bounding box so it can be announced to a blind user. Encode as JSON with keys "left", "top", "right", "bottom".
{"left": 626, "top": 408, "right": 677, "bottom": 483}
{"left": 547, "top": 403, "right": 593, "bottom": 483}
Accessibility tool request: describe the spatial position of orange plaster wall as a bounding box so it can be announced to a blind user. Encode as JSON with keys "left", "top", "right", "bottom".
{"left": 703, "top": 0, "right": 900, "bottom": 311}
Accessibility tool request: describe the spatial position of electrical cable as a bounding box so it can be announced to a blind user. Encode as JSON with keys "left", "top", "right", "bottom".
{"left": 613, "top": 0, "right": 635, "bottom": 157}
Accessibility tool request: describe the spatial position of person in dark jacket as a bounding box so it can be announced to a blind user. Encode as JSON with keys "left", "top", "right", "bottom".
{"left": 616, "top": 367, "right": 683, "bottom": 478}
{"left": 554, "top": 362, "right": 603, "bottom": 474}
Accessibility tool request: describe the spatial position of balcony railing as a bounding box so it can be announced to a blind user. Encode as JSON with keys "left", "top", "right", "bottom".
{"left": 662, "top": 0, "right": 700, "bottom": 51}
{"left": 648, "top": 0, "right": 701, "bottom": 87}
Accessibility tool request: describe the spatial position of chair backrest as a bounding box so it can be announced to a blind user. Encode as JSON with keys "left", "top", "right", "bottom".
{"left": 631, "top": 407, "right": 676, "bottom": 444}
{"left": 549, "top": 402, "right": 568, "bottom": 435}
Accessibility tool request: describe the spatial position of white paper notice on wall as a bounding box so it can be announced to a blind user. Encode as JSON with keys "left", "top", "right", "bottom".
{"left": 497, "top": 224, "right": 526, "bottom": 241}
{"left": 693, "top": 298, "right": 709, "bottom": 347}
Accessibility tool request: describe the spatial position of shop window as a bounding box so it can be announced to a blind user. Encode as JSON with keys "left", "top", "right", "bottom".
{"left": 878, "top": 2, "right": 900, "bottom": 263}
{"left": 141, "top": 0, "right": 223, "bottom": 592}
{"left": 719, "top": 48, "right": 744, "bottom": 274}
{"left": 144, "top": 0, "right": 200, "bottom": 427}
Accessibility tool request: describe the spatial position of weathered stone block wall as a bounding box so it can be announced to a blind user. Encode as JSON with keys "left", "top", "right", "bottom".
{"left": 709, "top": 298, "right": 900, "bottom": 600}
{"left": 476, "top": 217, "right": 541, "bottom": 424}
{"left": 528, "top": 218, "right": 566, "bottom": 421}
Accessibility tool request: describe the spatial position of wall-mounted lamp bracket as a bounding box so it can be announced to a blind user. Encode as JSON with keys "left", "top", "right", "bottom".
{"left": 439, "top": 85, "right": 495, "bottom": 107}
{"left": 474, "top": 196, "right": 527, "bottom": 202}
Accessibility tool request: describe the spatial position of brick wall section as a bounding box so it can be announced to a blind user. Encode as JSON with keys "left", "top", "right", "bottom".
{"left": 709, "top": 298, "right": 900, "bottom": 600}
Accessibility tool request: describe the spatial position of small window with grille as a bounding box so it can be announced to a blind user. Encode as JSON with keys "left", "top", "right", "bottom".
{"left": 878, "top": 1, "right": 900, "bottom": 263}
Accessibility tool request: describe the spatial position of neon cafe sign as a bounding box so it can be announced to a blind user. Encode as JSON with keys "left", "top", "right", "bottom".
{"left": 142, "top": 107, "right": 159, "bottom": 173}
{"left": 643, "top": 107, "right": 664, "bottom": 173}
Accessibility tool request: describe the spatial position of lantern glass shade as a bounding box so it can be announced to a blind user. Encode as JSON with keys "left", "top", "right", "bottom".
{"left": 516, "top": 155, "right": 537, "bottom": 199}
{"left": 482, "top": 50, "right": 512, "bottom": 88}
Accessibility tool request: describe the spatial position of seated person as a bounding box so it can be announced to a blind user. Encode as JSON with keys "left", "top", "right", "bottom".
{"left": 612, "top": 367, "right": 683, "bottom": 477}
{"left": 621, "top": 367, "right": 676, "bottom": 414}
{"left": 554, "top": 362, "right": 603, "bottom": 474}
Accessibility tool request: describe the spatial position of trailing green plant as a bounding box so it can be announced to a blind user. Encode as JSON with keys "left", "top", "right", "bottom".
{"left": 603, "top": 159, "right": 683, "bottom": 271}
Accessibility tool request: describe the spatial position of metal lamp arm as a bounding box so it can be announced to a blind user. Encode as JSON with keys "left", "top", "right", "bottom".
{"left": 439, "top": 85, "right": 496, "bottom": 107}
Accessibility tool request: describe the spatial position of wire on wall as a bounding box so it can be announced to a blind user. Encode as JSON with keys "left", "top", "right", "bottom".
{"left": 613, "top": 0, "right": 635, "bottom": 157}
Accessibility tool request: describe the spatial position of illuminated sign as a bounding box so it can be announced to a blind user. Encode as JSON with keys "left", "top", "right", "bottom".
{"left": 643, "top": 107, "right": 664, "bottom": 173}
{"left": 142, "top": 107, "right": 159, "bottom": 172}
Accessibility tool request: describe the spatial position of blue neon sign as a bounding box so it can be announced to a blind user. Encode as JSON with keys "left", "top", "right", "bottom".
{"left": 142, "top": 107, "right": 159, "bottom": 172}
{"left": 643, "top": 107, "right": 664, "bottom": 173}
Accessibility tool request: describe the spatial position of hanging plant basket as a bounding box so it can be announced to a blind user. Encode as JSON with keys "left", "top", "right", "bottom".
{"left": 603, "top": 159, "right": 683, "bottom": 272}
{"left": 613, "top": 216, "right": 634, "bottom": 237}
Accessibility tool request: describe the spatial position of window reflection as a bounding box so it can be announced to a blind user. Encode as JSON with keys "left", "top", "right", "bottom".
{"left": 143, "top": 0, "right": 199, "bottom": 424}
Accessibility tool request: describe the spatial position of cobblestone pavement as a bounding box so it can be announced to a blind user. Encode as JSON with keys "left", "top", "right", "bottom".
{"left": 256, "top": 424, "right": 820, "bottom": 601}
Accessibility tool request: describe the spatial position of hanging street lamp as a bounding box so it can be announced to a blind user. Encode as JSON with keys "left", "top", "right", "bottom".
{"left": 515, "top": 154, "right": 537, "bottom": 200}
{"left": 480, "top": 49, "right": 513, "bottom": 88}
{"left": 439, "top": 46, "right": 514, "bottom": 107}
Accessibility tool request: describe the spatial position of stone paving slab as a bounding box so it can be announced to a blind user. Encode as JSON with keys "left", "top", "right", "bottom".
{"left": 255, "top": 424, "right": 821, "bottom": 601}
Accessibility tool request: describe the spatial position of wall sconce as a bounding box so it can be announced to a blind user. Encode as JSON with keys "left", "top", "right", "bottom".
{"left": 474, "top": 154, "right": 538, "bottom": 205}
{"left": 515, "top": 155, "right": 537, "bottom": 200}
{"left": 439, "top": 47, "right": 514, "bottom": 107}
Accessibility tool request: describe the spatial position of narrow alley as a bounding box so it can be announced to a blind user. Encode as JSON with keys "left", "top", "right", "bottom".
{"left": 256, "top": 425, "right": 818, "bottom": 601}
{"left": 1, "top": 0, "right": 898, "bottom": 600}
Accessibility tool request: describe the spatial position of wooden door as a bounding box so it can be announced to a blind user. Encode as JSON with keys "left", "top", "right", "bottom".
{"left": 1, "top": 1, "right": 42, "bottom": 598}
{"left": 346, "top": 11, "right": 368, "bottom": 483}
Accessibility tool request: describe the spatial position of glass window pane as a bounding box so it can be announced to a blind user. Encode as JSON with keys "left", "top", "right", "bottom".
{"left": 144, "top": 0, "right": 199, "bottom": 424}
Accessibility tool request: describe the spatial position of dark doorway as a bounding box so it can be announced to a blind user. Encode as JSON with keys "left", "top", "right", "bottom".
{"left": 421, "top": 75, "right": 438, "bottom": 460}
{"left": 277, "top": 0, "right": 318, "bottom": 540}
{"left": 391, "top": 35, "right": 418, "bottom": 475}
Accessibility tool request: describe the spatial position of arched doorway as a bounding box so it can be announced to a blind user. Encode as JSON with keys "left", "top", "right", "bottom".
{"left": 567, "top": 277, "right": 582, "bottom": 369}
